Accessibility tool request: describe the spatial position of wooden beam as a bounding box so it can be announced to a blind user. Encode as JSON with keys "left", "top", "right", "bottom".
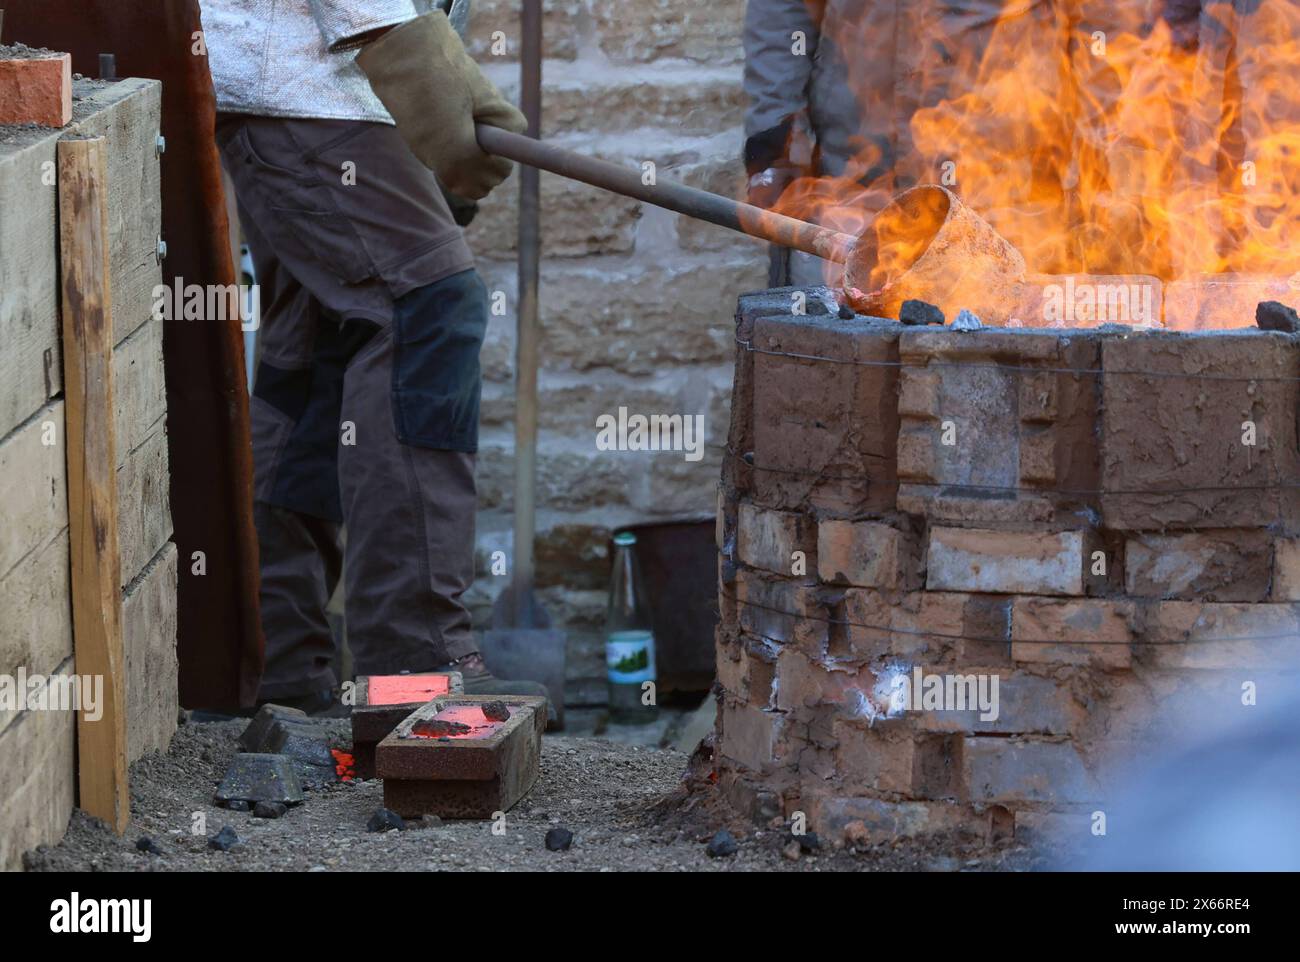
{"left": 57, "top": 135, "right": 129, "bottom": 834}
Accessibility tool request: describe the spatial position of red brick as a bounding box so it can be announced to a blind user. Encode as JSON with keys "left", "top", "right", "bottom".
{"left": 0, "top": 53, "right": 71, "bottom": 127}
{"left": 817, "top": 518, "right": 918, "bottom": 589}
{"left": 734, "top": 567, "right": 829, "bottom": 651}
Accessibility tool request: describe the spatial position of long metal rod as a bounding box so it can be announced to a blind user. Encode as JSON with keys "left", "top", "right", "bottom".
{"left": 476, "top": 124, "right": 856, "bottom": 264}
{"left": 510, "top": 0, "right": 542, "bottom": 630}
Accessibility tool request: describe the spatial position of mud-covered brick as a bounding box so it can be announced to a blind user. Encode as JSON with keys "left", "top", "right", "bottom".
{"left": 213, "top": 753, "right": 305, "bottom": 805}
{"left": 237, "top": 703, "right": 308, "bottom": 752}
{"left": 377, "top": 695, "right": 547, "bottom": 819}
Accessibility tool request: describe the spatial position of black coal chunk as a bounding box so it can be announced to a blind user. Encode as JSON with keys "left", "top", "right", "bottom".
{"left": 545, "top": 827, "right": 574, "bottom": 851}
{"left": 481, "top": 701, "right": 511, "bottom": 722}
{"left": 899, "top": 299, "right": 945, "bottom": 326}
{"left": 367, "top": 808, "right": 405, "bottom": 832}
{"left": 706, "top": 829, "right": 738, "bottom": 858}
{"left": 208, "top": 826, "right": 240, "bottom": 852}
{"left": 135, "top": 836, "right": 164, "bottom": 856}
{"left": 1256, "top": 300, "right": 1300, "bottom": 333}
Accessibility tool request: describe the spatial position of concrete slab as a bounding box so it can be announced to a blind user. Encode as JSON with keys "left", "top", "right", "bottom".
{"left": 376, "top": 695, "right": 546, "bottom": 819}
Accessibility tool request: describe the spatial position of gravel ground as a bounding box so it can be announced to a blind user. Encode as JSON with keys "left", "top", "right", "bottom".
{"left": 23, "top": 717, "right": 1038, "bottom": 872}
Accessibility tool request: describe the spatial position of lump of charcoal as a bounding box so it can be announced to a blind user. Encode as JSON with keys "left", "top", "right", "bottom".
{"left": 706, "top": 829, "right": 738, "bottom": 858}
{"left": 899, "top": 298, "right": 945, "bottom": 326}
{"left": 545, "top": 827, "right": 574, "bottom": 852}
{"left": 367, "top": 808, "right": 406, "bottom": 833}
{"left": 1256, "top": 300, "right": 1300, "bottom": 333}
{"left": 208, "top": 826, "right": 240, "bottom": 852}
{"left": 481, "top": 701, "right": 511, "bottom": 722}
{"left": 411, "top": 718, "right": 472, "bottom": 738}
{"left": 253, "top": 801, "right": 287, "bottom": 819}
{"left": 135, "top": 836, "right": 164, "bottom": 856}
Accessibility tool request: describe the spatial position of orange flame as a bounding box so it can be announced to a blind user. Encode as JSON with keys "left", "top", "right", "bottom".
{"left": 767, "top": 0, "right": 1300, "bottom": 328}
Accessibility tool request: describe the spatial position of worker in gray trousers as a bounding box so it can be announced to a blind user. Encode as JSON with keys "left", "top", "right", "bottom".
{"left": 202, "top": 0, "right": 547, "bottom": 712}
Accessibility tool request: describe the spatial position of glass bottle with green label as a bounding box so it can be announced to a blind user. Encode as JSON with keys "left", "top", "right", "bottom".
{"left": 605, "top": 531, "right": 657, "bottom": 724}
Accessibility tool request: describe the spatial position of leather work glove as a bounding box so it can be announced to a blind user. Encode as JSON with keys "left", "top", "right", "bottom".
{"left": 356, "top": 11, "right": 527, "bottom": 201}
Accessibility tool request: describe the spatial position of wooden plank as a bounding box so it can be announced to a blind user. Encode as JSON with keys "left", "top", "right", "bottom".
{"left": 114, "top": 317, "right": 171, "bottom": 580}
{"left": 0, "top": 660, "right": 77, "bottom": 871}
{"left": 65, "top": 78, "right": 162, "bottom": 348}
{"left": 122, "top": 542, "right": 178, "bottom": 762}
{"left": 0, "top": 525, "right": 72, "bottom": 740}
{"left": 0, "top": 132, "right": 62, "bottom": 440}
{"left": 58, "top": 135, "right": 128, "bottom": 834}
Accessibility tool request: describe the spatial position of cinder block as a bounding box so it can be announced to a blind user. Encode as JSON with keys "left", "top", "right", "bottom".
{"left": 377, "top": 695, "right": 546, "bottom": 819}
{"left": 1011, "top": 597, "right": 1134, "bottom": 669}
{"left": 1125, "top": 531, "right": 1271, "bottom": 602}
{"left": 0, "top": 52, "right": 72, "bottom": 127}
{"left": 927, "top": 527, "right": 1085, "bottom": 596}
{"left": 1101, "top": 331, "right": 1300, "bottom": 530}
{"left": 817, "top": 518, "right": 918, "bottom": 589}
{"left": 961, "top": 736, "right": 1099, "bottom": 805}
{"left": 736, "top": 502, "right": 813, "bottom": 576}
{"left": 350, "top": 672, "right": 463, "bottom": 779}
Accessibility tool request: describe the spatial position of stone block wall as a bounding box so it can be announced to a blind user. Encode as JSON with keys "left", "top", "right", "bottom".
{"left": 462, "top": 1, "right": 766, "bottom": 693}
{"left": 715, "top": 287, "right": 1300, "bottom": 849}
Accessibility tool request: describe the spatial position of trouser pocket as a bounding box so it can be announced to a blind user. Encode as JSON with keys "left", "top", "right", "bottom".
{"left": 391, "top": 269, "right": 488, "bottom": 453}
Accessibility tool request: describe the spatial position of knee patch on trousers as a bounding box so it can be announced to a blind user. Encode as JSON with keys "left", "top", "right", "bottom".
{"left": 391, "top": 269, "right": 487, "bottom": 453}
{"left": 253, "top": 317, "right": 381, "bottom": 522}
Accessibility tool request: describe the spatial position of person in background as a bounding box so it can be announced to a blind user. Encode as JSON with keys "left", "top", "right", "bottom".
{"left": 201, "top": 0, "right": 548, "bottom": 713}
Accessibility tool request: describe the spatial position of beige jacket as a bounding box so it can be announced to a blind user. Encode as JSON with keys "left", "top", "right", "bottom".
{"left": 201, "top": 0, "right": 464, "bottom": 122}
